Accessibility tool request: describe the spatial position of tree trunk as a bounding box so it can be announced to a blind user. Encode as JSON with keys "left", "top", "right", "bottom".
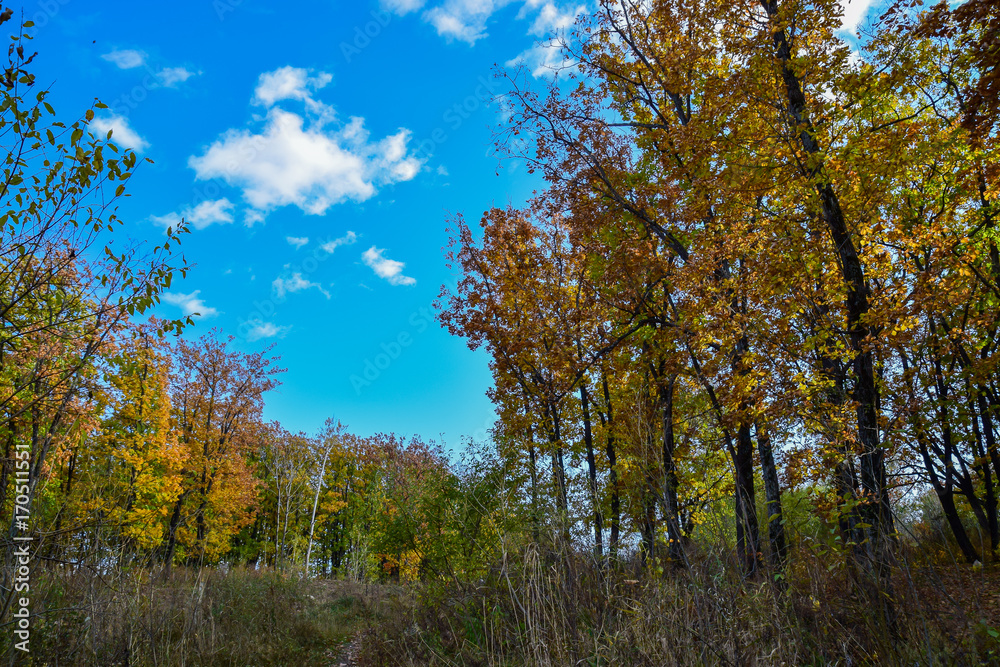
{"left": 579, "top": 385, "right": 603, "bottom": 558}
{"left": 306, "top": 442, "right": 333, "bottom": 577}
{"left": 602, "top": 375, "right": 621, "bottom": 558}
{"left": 940, "top": 489, "right": 981, "bottom": 565}
{"left": 820, "top": 352, "right": 866, "bottom": 553}
{"left": 687, "top": 337, "right": 760, "bottom": 576}
{"left": 528, "top": 429, "right": 540, "bottom": 543}
{"left": 734, "top": 422, "right": 761, "bottom": 577}
{"left": 0, "top": 424, "right": 12, "bottom": 525}
{"left": 641, "top": 471, "right": 657, "bottom": 567}
{"left": 547, "top": 402, "right": 570, "bottom": 545}
{"left": 163, "top": 493, "right": 186, "bottom": 576}
{"left": 760, "top": 0, "right": 894, "bottom": 620}
{"left": 660, "top": 375, "right": 685, "bottom": 566}
{"left": 280, "top": 480, "right": 292, "bottom": 567}
{"left": 975, "top": 394, "right": 1000, "bottom": 557}
{"left": 755, "top": 425, "right": 787, "bottom": 570}
{"left": 916, "top": 429, "right": 980, "bottom": 564}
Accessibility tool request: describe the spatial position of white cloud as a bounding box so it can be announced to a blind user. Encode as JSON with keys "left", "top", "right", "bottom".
{"left": 150, "top": 198, "right": 235, "bottom": 231}
{"left": 158, "top": 66, "right": 198, "bottom": 87}
{"left": 387, "top": 1, "right": 580, "bottom": 45}
{"left": 162, "top": 290, "right": 219, "bottom": 318}
{"left": 320, "top": 231, "right": 358, "bottom": 253}
{"left": 100, "top": 49, "right": 199, "bottom": 87}
{"left": 839, "top": 0, "right": 875, "bottom": 33}
{"left": 382, "top": 0, "right": 427, "bottom": 13}
{"left": 101, "top": 48, "right": 146, "bottom": 69}
{"left": 247, "top": 322, "right": 291, "bottom": 342}
{"left": 245, "top": 209, "right": 267, "bottom": 226}
{"left": 89, "top": 114, "right": 149, "bottom": 151}
{"left": 272, "top": 272, "right": 331, "bottom": 299}
{"left": 503, "top": 2, "right": 582, "bottom": 76}
{"left": 286, "top": 236, "right": 310, "bottom": 248}
{"left": 506, "top": 38, "right": 572, "bottom": 77}
{"left": 527, "top": 2, "right": 583, "bottom": 36}
{"left": 254, "top": 66, "right": 333, "bottom": 109}
{"left": 362, "top": 246, "right": 416, "bottom": 286}
{"left": 189, "top": 105, "right": 423, "bottom": 219}
{"left": 423, "top": 0, "right": 506, "bottom": 44}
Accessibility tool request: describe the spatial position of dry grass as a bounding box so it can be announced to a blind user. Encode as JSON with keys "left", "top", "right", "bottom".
{"left": 3, "top": 566, "right": 387, "bottom": 666}
{"left": 358, "top": 545, "right": 1000, "bottom": 666}
{"left": 6, "top": 547, "right": 1000, "bottom": 665}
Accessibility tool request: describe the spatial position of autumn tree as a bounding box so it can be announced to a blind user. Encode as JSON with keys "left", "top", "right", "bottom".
{"left": 162, "top": 331, "right": 282, "bottom": 568}
{"left": 0, "top": 7, "right": 187, "bottom": 621}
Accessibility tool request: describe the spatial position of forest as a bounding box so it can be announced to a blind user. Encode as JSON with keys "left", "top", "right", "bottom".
{"left": 2, "top": 0, "right": 1000, "bottom": 664}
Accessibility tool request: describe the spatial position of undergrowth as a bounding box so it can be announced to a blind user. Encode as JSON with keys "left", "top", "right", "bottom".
{"left": 358, "top": 545, "right": 1000, "bottom": 666}
{"left": 2, "top": 567, "right": 387, "bottom": 666}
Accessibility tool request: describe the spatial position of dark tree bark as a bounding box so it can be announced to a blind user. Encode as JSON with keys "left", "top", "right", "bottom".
{"left": 0, "top": 423, "right": 12, "bottom": 525}
{"left": 686, "top": 342, "right": 762, "bottom": 576}
{"left": 579, "top": 384, "right": 604, "bottom": 557}
{"left": 755, "top": 425, "right": 788, "bottom": 570}
{"left": 640, "top": 467, "right": 657, "bottom": 566}
{"left": 734, "top": 422, "right": 761, "bottom": 577}
{"left": 760, "top": 0, "right": 895, "bottom": 615}
{"left": 973, "top": 394, "right": 1000, "bottom": 556}
{"left": 163, "top": 491, "right": 187, "bottom": 576}
{"left": 916, "top": 429, "right": 981, "bottom": 564}
{"left": 659, "top": 375, "right": 685, "bottom": 566}
{"left": 527, "top": 423, "right": 541, "bottom": 544}
{"left": 601, "top": 374, "right": 621, "bottom": 558}
{"left": 545, "top": 401, "right": 570, "bottom": 545}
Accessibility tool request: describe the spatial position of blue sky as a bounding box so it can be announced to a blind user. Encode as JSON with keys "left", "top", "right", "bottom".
{"left": 18, "top": 0, "right": 591, "bottom": 450}
{"left": 19, "top": 0, "right": 878, "bottom": 450}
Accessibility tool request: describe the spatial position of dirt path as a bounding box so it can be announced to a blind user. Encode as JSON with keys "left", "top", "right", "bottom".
{"left": 329, "top": 635, "right": 361, "bottom": 667}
